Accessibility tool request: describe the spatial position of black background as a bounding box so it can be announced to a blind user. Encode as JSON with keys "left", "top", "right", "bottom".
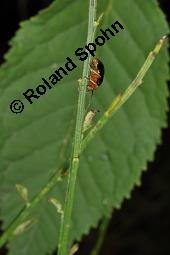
{"left": 0, "top": 1, "right": 169, "bottom": 255}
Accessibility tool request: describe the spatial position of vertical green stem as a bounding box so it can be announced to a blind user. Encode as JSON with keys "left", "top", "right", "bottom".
{"left": 90, "top": 217, "right": 110, "bottom": 255}
{"left": 57, "top": 1, "right": 97, "bottom": 254}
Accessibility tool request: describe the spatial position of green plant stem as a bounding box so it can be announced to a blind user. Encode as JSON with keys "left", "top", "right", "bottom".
{"left": 90, "top": 217, "right": 110, "bottom": 255}
{"left": 57, "top": 1, "right": 97, "bottom": 255}
{"left": 82, "top": 35, "right": 167, "bottom": 151}
{"left": 0, "top": 35, "right": 166, "bottom": 249}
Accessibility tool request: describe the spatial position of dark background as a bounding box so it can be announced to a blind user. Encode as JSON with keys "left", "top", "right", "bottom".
{"left": 0, "top": 1, "right": 169, "bottom": 255}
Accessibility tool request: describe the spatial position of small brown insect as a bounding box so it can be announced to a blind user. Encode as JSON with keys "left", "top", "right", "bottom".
{"left": 87, "top": 58, "right": 104, "bottom": 91}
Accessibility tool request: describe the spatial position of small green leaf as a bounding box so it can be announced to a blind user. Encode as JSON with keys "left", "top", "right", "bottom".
{"left": 49, "top": 198, "right": 63, "bottom": 216}
{"left": 69, "top": 244, "right": 79, "bottom": 255}
{"left": 16, "top": 184, "right": 29, "bottom": 206}
{"left": 13, "top": 219, "right": 36, "bottom": 236}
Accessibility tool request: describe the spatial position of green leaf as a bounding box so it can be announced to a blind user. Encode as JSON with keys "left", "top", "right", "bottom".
{"left": 0, "top": 0, "right": 169, "bottom": 254}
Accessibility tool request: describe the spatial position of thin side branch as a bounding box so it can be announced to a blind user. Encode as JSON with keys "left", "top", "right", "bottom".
{"left": 82, "top": 35, "right": 167, "bottom": 151}
{"left": 0, "top": 169, "right": 64, "bottom": 247}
